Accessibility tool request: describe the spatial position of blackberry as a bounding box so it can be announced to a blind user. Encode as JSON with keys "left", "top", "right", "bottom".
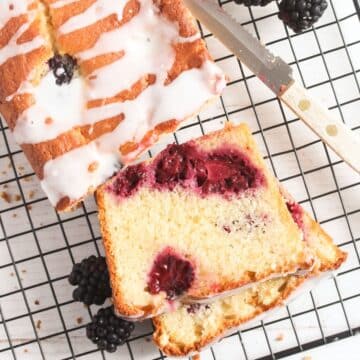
{"left": 68, "top": 255, "right": 112, "bottom": 306}
{"left": 279, "top": 0, "right": 328, "bottom": 33}
{"left": 86, "top": 306, "right": 135, "bottom": 353}
{"left": 48, "top": 53, "right": 77, "bottom": 85}
{"left": 234, "top": 0, "right": 274, "bottom": 6}
{"left": 147, "top": 247, "right": 195, "bottom": 300}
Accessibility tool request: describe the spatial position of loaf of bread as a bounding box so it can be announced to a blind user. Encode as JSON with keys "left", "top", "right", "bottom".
{"left": 153, "top": 197, "right": 347, "bottom": 356}
{"left": 0, "top": 0, "right": 225, "bottom": 211}
{"left": 97, "top": 123, "right": 316, "bottom": 320}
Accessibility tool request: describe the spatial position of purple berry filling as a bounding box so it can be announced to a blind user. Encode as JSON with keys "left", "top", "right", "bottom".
{"left": 147, "top": 247, "right": 195, "bottom": 300}
{"left": 109, "top": 164, "right": 147, "bottom": 197}
{"left": 287, "top": 202, "right": 304, "bottom": 229}
{"left": 108, "top": 142, "right": 265, "bottom": 199}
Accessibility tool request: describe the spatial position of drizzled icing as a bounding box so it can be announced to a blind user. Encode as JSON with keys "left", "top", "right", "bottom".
{"left": 57, "top": 0, "right": 127, "bottom": 34}
{"left": 0, "top": 1, "right": 45, "bottom": 67}
{"left": 13, "top": 72, "right": 85, "bottom": 143}
{"left": 1, "top": 0, "right": 226, "bottom": 208}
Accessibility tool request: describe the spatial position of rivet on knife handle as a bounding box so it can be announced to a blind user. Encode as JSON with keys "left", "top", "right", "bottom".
{"left": 280, "top": 81, "right": 360, "bottom": 174}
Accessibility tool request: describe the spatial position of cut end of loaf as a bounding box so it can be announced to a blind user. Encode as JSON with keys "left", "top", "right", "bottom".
{"left": 97, "top": 123, "right": 315, "bottom": 319}
{"left": 152, "top": 194, "right": 347, "bottom": 356}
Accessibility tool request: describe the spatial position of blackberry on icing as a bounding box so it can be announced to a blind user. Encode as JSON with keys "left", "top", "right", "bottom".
{"left": 48, "top": 54, "right": 77, "bottom": 85}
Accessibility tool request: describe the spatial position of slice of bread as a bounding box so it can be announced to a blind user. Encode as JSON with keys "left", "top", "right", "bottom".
{"left": 152, "top": 198, "right": 347, "bottom": 357}
{"left": 0, "top": 0, "right": 225, "bottom": 211}
{"left": 97, "top": 123, "right": 316, "bottom": 319}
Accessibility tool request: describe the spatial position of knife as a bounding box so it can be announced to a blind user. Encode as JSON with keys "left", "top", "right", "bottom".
{"left": 184, "top": 0, "right": 360, "bottom": 174}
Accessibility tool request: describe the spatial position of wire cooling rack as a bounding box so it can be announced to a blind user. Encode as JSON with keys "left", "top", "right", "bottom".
{"left": 1, "top": 1, "right": 360, "bottom": 359}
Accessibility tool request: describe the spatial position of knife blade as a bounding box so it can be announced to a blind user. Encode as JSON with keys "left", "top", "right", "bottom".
{"left": 184, "top": 0, "right": 360, "bottom": 174}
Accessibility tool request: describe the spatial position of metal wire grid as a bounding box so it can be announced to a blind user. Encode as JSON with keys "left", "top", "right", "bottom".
{"left": 0, "top": 0, "right": 359, "bottom": 359}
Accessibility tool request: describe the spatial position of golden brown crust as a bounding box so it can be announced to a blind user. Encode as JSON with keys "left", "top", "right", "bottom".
{"left": 97, "top": 185, "right": 148, "bottom": 317}
{"left": 0, "top": 0, "right": 221, "bottom": 211}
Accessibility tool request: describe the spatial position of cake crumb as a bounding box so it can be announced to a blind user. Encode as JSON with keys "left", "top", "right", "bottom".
{"left": 303, "top": 356, "right": 312, "bottom": 360}
{"left": 15, "top": 194, "right": 21, "bottom": 201}
{"left": 145, "top": 337, "right": 151, "bottom": 342}
{"left": 24, "top": 176, "right": 32, "bottom": 182}
{"left": 3, "top": 184, "right": 8, "bottom": 189}
{"left": 192, "top": 355, "right": 201, "bottom": 360}
{"left": 1, "top": 191, "right": 11, "bottom": 203}
{"left": 34, "top": 300, "right": 40, "bottom": 305}
{"left": 12, "top": 213, "right": 17, "bottom": 218}
{"left": 27, "top": 205, "right": 32, "bottom": 211}
{"left": 275, "top": 333, "right": 284, "bottom": 341}
{"left": 36, "top": 320, "right": 42, "bottom": 330}
{"left": 76, "top": 317, "right": 83, "bottom": 325}
{"left": 21, "top": 269, "right": 27, "bottom": 274}
{"left": 28, "top": 190, "right": 35, "bottom": 199}
{"left": 23, "top": 348, "right": 28, "bottom": 353}
{"left": 10, "top": 272, "right": 14, "bottom": 277}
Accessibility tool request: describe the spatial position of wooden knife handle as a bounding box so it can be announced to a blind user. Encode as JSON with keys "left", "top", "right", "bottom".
{"left": 280, "top": 81, "right": 360, "bottom": 174}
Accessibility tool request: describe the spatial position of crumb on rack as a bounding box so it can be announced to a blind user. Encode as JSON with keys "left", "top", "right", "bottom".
{"left": 10, "top": 272, "right": 14, "bottom": 277}
{"left": 3, "top": 184, "right": 8, "bottom": 189}
{"left": 36, "top": 320, "right": 42, "bottom": 330}
{"left": 145, "top": 337, "right": 151, "bottom": 343}
{"left": 24, "top": 348, "right": 28, "bottom": 353}
{"left": 22, "top": 269, "right": 27, "bottom": 274}
{"left": 12, "top": 213, "right": 17, "bottom": 218}
{"left": 0, "top": 191, "right": 11, "bottom": 203}
{"left": 275, "top": 333, "right": 284, "bottom": 341}
{"left": 76, "top": 317, "right": 83, "bottom": 325}
{"left": 24, "top": 176, "right": 32, "bottom": 182}
{"left": 192, "top": 355, "right": 201, "bottom": 360}
{"left": 27, "top": 205, "right": 32, "bottom": 211}
{"left": 34, "top": 300, "right": 40, "bottom": 306}
{"left": 28, "top": 190, "right": 35, "bottom": 199}
{"left": 15, "top": 194, "right": 21, "bottom": 201}
{"left": 303, "top": 356, "right": 312, "bottom": 360}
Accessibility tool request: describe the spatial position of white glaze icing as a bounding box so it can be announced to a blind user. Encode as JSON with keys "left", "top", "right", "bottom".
{"left": 41, "top": 142, "right": 120, "bottom": 205}
{"left": 0, "top": 1, "right": 45, "bottom": 67}
{"left": 13, "top": 72, "right": 85, "bottom": 143}
{"left": 55, "top": 0, "right": 127, "bottom": 34}
{"left": 10, "top": 0, "right": 212, "bottom": 144}
{"left": 0, "top": 0, "right": 29, "bottom": 22}
{"left": 1, "top": 0, "right": 226, "bottom": 207}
